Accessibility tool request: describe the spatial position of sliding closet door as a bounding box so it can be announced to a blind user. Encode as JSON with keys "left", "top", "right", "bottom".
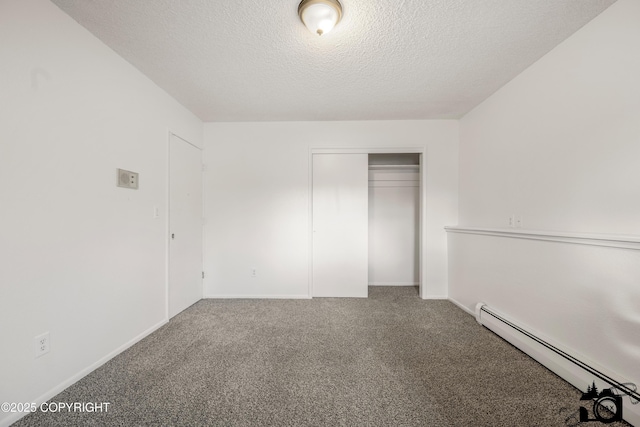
{"left": 312, "top": 153, "right": 368, "bottom": 298}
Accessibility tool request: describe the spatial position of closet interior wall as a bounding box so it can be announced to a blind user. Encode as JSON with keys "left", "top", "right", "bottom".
{"left": 368, "top": 153, "right": 420, "bottom": 287}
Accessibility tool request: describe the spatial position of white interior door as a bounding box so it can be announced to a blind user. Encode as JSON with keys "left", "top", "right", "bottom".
{"left": 312, "top": 153, "right": 368, "bottom": 297}
{"left": 169, "top": 134, "right": 203, "bottom": 318}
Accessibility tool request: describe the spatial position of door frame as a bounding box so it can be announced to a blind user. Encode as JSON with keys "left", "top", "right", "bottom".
{"left": 309, "top": 147, "right": 427, "bottom": 299}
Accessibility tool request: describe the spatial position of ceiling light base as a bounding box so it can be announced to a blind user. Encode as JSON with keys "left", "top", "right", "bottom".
{"left": 298, "top": 0, "right": 343, "bottom": 36}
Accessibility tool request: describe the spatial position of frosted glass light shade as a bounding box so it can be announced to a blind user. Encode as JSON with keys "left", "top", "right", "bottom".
{"left": 298, "top": 0, "right": 342, "bottom": 36}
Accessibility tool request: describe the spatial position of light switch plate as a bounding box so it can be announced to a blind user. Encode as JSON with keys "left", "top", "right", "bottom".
{"left": 117, "top": 169, "right": 139, "bottom": 189}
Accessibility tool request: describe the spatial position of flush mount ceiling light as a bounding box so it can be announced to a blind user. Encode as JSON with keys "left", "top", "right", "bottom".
{"left": 298, "top": 0, "right": 343, "bottom": 36}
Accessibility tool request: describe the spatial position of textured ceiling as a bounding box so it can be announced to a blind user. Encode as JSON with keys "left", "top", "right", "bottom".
{"left": 50, "top": 0, "right": 617, "bottom": 122}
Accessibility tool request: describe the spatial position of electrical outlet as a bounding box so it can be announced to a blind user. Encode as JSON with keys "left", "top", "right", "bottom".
{"left": 251, "top": 269, "right": 257, "bottom": 277}
{"left": 516, "top": 216, "right": 523, "bottom": 228}
{"left": 34, "top": 332, "right": 50, "bottom": 358}
{"left": 509, "top": 215, "right": 515, "bottom": 228}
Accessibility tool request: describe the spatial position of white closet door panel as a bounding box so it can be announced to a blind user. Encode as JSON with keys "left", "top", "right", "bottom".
{"left": 312, "top": 154, "right": 368, "bottom": 298}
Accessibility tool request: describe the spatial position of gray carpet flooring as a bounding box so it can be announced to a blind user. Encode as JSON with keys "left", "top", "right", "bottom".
{"left": 14, "top": 287, "right": 631, "bottom": 426}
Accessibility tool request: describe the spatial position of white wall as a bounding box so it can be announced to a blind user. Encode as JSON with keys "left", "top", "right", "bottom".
{"left": 0, "top": 1, "right": 202, "bottom": 425}
{"left": 458, "top": 0, "right": 640, "bottom": 234}
{"left": 203, "top": 120, "right": 458, "bottom": 299}
{"left": 368, "top": 166, "right": 420, "bottom": 286}
{"left": 452, "top": 0, "right": 639, "bottom": 423}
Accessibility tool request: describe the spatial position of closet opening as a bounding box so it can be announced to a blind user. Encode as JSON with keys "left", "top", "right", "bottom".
{"left": 310, "top": 148, "right": 425, "bottom": 299}
{"left": 368, "top": 153, "right": 421, "bottom": 292}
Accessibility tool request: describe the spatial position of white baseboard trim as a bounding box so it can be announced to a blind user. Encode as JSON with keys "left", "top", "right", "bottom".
{"left": 448, "top": 297, "right": 474, "bottom": 315}
{"left": 203, "top": 294, "right": 312, "bottom": 300}
{"left": 0, "top": 318, "right": 168, "bottom": 427}
{"left": 424, "top": 295, "right": 449, "bottom": 300}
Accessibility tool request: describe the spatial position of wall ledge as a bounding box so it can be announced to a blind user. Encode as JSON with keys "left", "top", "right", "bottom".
{"left": 445, "top": 226, "right": 640, "bottom": 251}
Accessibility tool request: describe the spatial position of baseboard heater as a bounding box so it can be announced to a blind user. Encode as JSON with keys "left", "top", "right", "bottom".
{"left": 475, "top": 303, "right": 639, "bottom": 425}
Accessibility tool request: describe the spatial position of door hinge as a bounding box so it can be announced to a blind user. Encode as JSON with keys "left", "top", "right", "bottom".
{"left": 202, "top": 271, "right": 205, "bottom": 279}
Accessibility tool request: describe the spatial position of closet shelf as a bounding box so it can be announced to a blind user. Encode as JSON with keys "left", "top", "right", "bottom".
{"left": 368, "top": 164, "right": 420, "bottom": 170}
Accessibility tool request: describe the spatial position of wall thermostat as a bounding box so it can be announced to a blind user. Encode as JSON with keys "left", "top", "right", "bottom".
{"left": 117, "top": 168, "right": 139, "bottom": 189}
